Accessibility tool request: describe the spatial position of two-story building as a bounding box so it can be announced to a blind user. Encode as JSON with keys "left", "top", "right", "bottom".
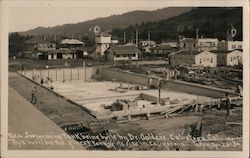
{"left": 211, "top": 50, "right": 243, "bottom": 66}
{"left": 25, "top": 36, "right": 56, "bottom": 58}
{"left": 169, "top": 50, "right": 217, "bottom": 67}
{"left": 218, "top": 40, "right": 243, "bottom": 51}
{"left": 179, "top": 37, "right": 218, "bottom": 51}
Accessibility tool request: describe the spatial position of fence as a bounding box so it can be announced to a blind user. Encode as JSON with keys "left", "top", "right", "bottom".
{"left": 21, "top": 67, "right": 98, "bottom": 82}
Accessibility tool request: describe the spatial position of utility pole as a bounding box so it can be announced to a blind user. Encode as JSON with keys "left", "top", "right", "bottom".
{"left": 135, "top": 29, "right": 138, "bottom": 47}
{"left": 124, "top": 32, "right": 126, "bottom": 44}
{"left": 148, "top": 32, "right": 151, "bottom": 45}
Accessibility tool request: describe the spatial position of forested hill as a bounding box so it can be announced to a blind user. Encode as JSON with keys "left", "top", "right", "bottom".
{"left": 112, "top": 7, "right": 242, "bottom": 43}
{"left": 19, "top": 7, "right": 192, "bottom": 37}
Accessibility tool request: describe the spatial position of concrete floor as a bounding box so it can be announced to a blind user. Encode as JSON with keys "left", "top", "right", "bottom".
{"left": 54, "top": 80, "right": 211, "bottom": 114}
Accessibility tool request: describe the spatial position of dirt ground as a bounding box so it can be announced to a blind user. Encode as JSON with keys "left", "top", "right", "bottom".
{"left": 8, "top": 72, "right": 243, "bottom": 151}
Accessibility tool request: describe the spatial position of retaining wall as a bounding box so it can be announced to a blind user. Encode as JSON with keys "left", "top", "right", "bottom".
{"left": 97, "top": 68, "right": 237, "bottom": 98}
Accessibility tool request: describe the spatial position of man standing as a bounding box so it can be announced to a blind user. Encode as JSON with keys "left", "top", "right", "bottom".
{"left": 31, "top": 86, "right": 37, "bottom": 104}
{"left": 225, "top": 92, "right": 231, "bottom": 116}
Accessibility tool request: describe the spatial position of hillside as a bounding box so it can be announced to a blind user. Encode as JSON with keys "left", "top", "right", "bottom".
{"left": 18, "top": 7, "right": 192, "bottom": 37}
{"left": 112, "top": 7, "right": 243, "bottom": 42}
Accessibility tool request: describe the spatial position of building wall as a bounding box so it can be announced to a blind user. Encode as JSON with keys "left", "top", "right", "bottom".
{"left": 179, "top": 40, "right": 196, "bottom": 51}
{"left": 170, "top": 54, "right": 195, "bottom": 66}
{"left": 37, "top": 43, "right": 56, "bottom": 51}
{"left": 113, "top": 54, "right": 139, "bottom": 61}
{"left": 195, "top": 51, "right": 217, "bottom": 67}
{"left": 218, "top": 41, "right": 243, "bottom": 51}
{"left": 197, "top": 38, "right": 218, "bottom": 51}
{"left": 217, "top": 54, "right": 227, "bottom": 66}
{"left": 227, "top": 41, "right": 243, "bottom": 51}
{"left": 226, "top": 50, "right": 243, "bottom": 66}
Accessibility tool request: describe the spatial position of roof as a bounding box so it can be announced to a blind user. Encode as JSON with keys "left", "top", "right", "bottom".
{"left": 60, "top": 39, "right": 84, "bottom": 45}
{"left": 123, "top": 42, "right": 137, "bottom": 46}
{"left": 109, "top": 45, "right": 142, "bottom": 55}
{"left": 26, "top": 36, "right": 55, "bottom": 44}
{"left": 96, "top": 32, "right": 111, "bottom": 37}
{"left": 210, "top": 50, "right": 231, "bottom": 54}
{"left": 171, "top": 50, "right": 203, "bottom": 56}
{"left": 180, "top": 38, "right": 196, "bottom": 43}
{"left": 151, "top": 45, "right": 172, "bottom": 50}
{"left": 211, "top": 49, "right": 243, "bottom": 54}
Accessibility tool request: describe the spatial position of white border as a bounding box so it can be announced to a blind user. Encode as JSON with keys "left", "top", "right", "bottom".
{"left": 1, "top": 0, "right": 249, "bottom": 158}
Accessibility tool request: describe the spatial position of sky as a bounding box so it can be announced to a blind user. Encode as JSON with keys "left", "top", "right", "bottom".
{"left": 8, "top": 5, "right": 160, "bottom": 32}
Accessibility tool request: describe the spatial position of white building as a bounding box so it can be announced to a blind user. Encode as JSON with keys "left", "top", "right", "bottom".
{"left": 169, "top": 50, "right": 217, "bottom": 67}
{"left": 211, "top": 50, "right": 243, "bottom": 66}
{"left": 95, "top": 32, "right": 112, "bottom": 56}
{"left": 218, "top": 40, "right": 243, "bottom": 51}
{"left": 179, "top": 37, "right": 218, "bottom": 51}
{"left": 139, "top": 40, "right": 156, "bottom": 47}
{"left": 196, "top": 38, "right": 219, "bottom": 51}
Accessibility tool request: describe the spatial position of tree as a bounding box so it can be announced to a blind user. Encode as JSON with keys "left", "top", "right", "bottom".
{"left": 9, "top": 32, "right": 26, "bottom": 56}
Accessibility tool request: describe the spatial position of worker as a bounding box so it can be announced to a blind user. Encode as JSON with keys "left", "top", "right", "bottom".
{"left": 31, "top": 86, "right": 37, "bottom": 104}
{"left": 40, "top": 78, "right": 44, "bottom": 85}
{"left": 225, "top": 92, "right": 231, "bottom": 116}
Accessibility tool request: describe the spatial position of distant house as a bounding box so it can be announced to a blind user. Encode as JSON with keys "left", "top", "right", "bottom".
{"left": 211, "top": 50, "right": 242, "bottom": 66}
{"left": 25, "top": 36, "right": 56, "bottom": 58}
{"left": 26, "top": 36, "right": 56, "bottom": 51}
{"left": 150, "top": 45, "right": 177, "bottom": 55}
{"left": 40, "top": 47, "right": 95, "bottom": 60}
{"left": 179, "top": 37, "right": 218, "bottom": 51}
{"left": 60, "top": 39, "right": 85, "bottom": 49}
{"left": 169, "top": 50, "right": 217, "bottom": 67}
{"left": 139, "top": 40, "right": 156, "bottom": 47}
{"left": 218, "top": 40, "right": 243, "bottom": 51}
{"left": 104, "top": 45, "right": 142, "bottom": 61}
{"left": 179, "top": 38, "right": 197, "bottom": 51}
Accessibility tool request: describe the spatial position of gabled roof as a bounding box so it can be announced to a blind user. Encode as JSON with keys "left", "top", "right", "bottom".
{"left": 60, "top": 39, "right": 84, "bottom": 45}
{"left": 109, "top": 45, "right": 142, "bottom": 55}
{"left": 210, "top": 50, "right": 231, "bottom": 54}
{"left": 211, "top": 49, "right": 243, "bottom": 54}
{"left": 171, "top": 50, "right": 203, "bottom": 56}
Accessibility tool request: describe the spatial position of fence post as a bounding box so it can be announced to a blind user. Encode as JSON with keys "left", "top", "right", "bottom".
{"left": 32, "top": 69, "right": 34, "bottom": 79}
{"left": 78, "top": 68, "right": 79, "bottom": 80}
{"left": 63, "top": 69, "right": 65, "bottom": 81}
{"left": 56, "top": 69, "right": 57, "bottom": 81}
{"left": 71, "top": 68, "right": 72, "bottom": 81}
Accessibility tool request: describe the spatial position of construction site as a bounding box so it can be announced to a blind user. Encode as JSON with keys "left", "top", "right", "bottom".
{"left": 8, "top": 65, "right": 243, "bottom": 151}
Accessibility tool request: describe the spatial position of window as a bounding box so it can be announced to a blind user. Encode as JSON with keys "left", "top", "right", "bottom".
{"left": 193, "top": 43, "right": 196, "bottom": 48}
{"left": 211, "top": 58, "right": 213, "bottom": 63}
{"left": 183, "top": 43, "right": 186, "bottom": 48}
{"left": 133, "top": 54, "right": 136, "bottom": 57}
{"left": 238, "top": 45, "right": 242, "bottom": 49}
